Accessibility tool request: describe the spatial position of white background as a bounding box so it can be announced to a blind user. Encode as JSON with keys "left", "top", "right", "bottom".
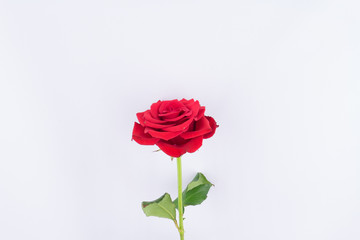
{"left": 0, "top": 1, "right": 359, "bottom": 240}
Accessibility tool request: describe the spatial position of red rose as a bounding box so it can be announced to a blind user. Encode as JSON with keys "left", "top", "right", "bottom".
{"left": 132, "top": 99, "right": 218, "bottom": 157}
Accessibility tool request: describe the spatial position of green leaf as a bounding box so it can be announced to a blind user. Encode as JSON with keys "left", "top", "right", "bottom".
{"left": 174, "top": 172, "right": 214, "bottom": 211}
{"left": 142, "top": 193, "right": 177, "bottom": 221}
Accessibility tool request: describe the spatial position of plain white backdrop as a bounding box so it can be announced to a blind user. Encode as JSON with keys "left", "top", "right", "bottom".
{"left": 0, "top": 1, "right": 359, "bottom": 240}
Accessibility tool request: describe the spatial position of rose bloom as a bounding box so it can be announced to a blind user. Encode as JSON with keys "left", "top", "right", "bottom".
{"left": 132, "top": 99, "right": 218, "bottom": 157}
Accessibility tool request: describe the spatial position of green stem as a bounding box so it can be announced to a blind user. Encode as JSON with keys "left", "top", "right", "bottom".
{"left": 177, "top": 157, "right": 184, "bottom": 240}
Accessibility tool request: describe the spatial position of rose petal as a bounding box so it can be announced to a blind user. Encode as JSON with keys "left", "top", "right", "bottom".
{"left": 156, "top": 140, "right": 187, "bottom": 157}
{"left": 150, "top": 101, "right": 161, "bottom": 119}
{"left": 180, "top": 98, "right": 194, "bottom": 105}
{"left": 165, "top": 110, "right": 192, "bottom": 122}
{"left": 136, "top": 112, "right": 146, "bottom": 126}
{"left": 158, "top": 110, "right": 180, "bottom": 119}
{"left": 144, "top": 120, "right": 175, "bottom": 129}
{"left": 159, "top": 100, "right": 183, "bottom": 113}
{"left": 203, "top": 116, "right": 218, "bottom": 139}
{"left": 162, "top": 117, "right": 194, "bottom": 132}
{"left": 144, "top": 111, "right": 165, "bottom": 124}
{"left": 180, "top": 116, "right": 212, "bottom": 139}
{"left": 145, "top": 128, "right": 182, "bottom": 140}
{"left": 195, "top": 107, "right": 205, "bottom": 120}
{"left": 159, "top": 103, "right": 189, "bottom": 120}
{"left": 184, "top": 136, "right": 203, "bottom": 153}
{"left": 156, "top": 136, "right": 203, "bottom": 157}
{"left": 184, "top": 100, "right": 200, "bottom": 118}
{"left": 168, "top": 100, "right": 186, "bottom": 111}
{"left": 166, "top": 135, "right": 188, "bottom": 145}
{"left": 144, "top": 110, "right": 191, "bottom": 124}
{"left": 132, "top": 122, "right": 159, "bottom": 145}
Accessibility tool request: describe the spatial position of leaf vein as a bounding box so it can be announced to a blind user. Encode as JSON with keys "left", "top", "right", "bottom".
{"left": 157, "top": 203, "right": 176, "bottom": 220}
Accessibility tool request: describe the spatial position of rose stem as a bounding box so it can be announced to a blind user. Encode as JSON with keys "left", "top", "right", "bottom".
{"left": 177, "top": 157, "right": 184, "bottom": 240}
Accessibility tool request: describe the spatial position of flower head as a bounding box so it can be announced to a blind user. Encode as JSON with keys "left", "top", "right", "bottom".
{"left": 132, "top": 98, "right": 218, "bottom": 157}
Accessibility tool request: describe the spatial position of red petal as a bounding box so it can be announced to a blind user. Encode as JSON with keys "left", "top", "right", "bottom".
{"left": 203, "top": 116, "right": 218, "bottom": 139}
{"left": 132, "top": 122, "right": 159, "bottom": 145}
{"left": 156, "top": 141, "right": 187, "bottom": 157}
{"left": 162, "top": 117, "right": 194, "bottom": 132}
{"left": 150, "top": 101, "right": 161, "bottom": 119}
{"left": 159, "top": 110, "right": 180, "bottom": 119}
{"left": 185, "top": 100, "right": 200, "bottom": 118}
{"left": 136, "top": 112, "right": 146, "bottom": 126}
{"left": 184, "top": 136, "right": 203, "bottom": 153}
{"left": 195, "top": 107, "right": 205, "bottom": 120}
{"left": 145, "top": 128, "right": 182, "bottom": 140}
{"left": 159, "top": 100, "right": 187, "bottom": 114}
{"left": 144, "top": 110, "right": 192, "bottom": 124}
{"left": 156, "top": 136, "right": 203, "bottom": 157}
{"left": 165, "top": 110, "right": 192, "bottom": 122}
{"left": 144, "top": 120, "right": 175, "bottom": 129}
{"left": 180, "top": 116, "right": 212, "bottom": 139}
{"left": 180, "top": 98, "right": 194, "bottom": 105}
{"left": 144, "top": 111, "right": 164, "bottom": 124}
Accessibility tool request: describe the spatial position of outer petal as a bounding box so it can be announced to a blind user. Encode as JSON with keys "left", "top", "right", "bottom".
{"left": 156, "top": 141, "right": 187, "bottom": 157}
{"left": 132, "top": 122, "right": 159, "bottom": 145}
{"left": 184, "top": 100, "right": 200, "bottom": 118}
{"left": 203, "top": 116, "right": 218, "bottom": 139}
{"left": 195, "top": 106, "right": 205, "bottom": 120}
{"left": 184, "top": 136, "right": 203, "bottom": 153}
{"left": 136, "top": 112, "right": 146, "bottom": 126}
{"left": 156, "top": 136, "right": 203, "bottom": 157}
{"left": 180, "top": 116, "right": 212, "bottom": 139}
